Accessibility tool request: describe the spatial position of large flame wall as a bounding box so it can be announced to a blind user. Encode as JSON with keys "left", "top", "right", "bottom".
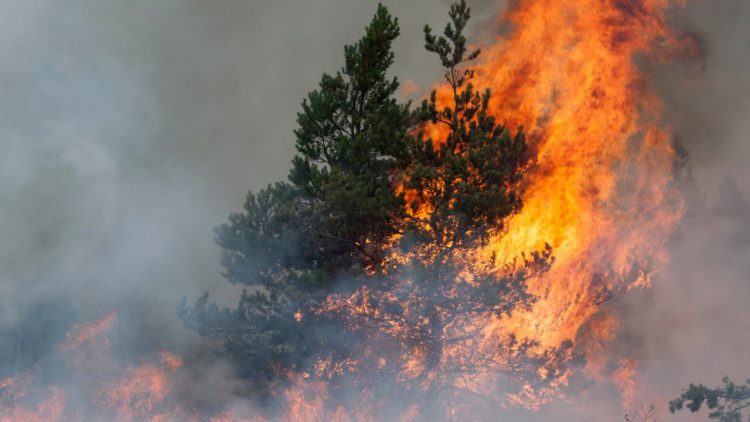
{"left": 466, "top": 0, "right": 693, "bottom": 357}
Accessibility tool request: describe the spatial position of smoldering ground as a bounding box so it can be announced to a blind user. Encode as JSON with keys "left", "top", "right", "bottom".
{"left": 0, "top": 0, "right": 748, "bottom": 420}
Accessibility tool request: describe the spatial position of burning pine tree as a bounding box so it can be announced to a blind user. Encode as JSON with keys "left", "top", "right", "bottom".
{"left": 178, "top": 0, "right": 697, "bottom": 419}
{"left": 180, "top": 2, "right": 557, "bottom": 418}
{"left": 0, "top": 0, "right": 711, "bottom": 420}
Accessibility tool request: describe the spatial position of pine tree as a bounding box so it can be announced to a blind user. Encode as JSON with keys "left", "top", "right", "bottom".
{"left": 387, "top": 0, "right": 537, "bottom": 383}
{"left": 288, "top": 3, "right": 411, "bottom": 278}
{"left": 311, "top": 2, "right": 552, "bottom": 418}
{"left": 670, "top": 377, "right": 750, "bottom": 422}
{"left": 181, "top": 3, "right": 549, "bottom": 417}
{"left": 179, "top": 4, "right": 411, "bottom": 387}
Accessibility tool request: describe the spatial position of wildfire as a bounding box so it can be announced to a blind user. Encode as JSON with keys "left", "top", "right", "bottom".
{"left": 245, "top": 0, "right": 698, "bottom": 416}
{"left": 0, "top": 1, "right": 700, "bottom": 420}
{"left": 0, "top": 375, "right": 64, "bottom": 422}
{"left": 474, "top": 0, "right": 694, "bottom": 341}
{"left": 0, "top": 314, "right": 190, "bottom": 422}
{"left": 478, "top": 0, "right": 698, "bottom": 394}
{"left": 407, "top": 0, "right": 697, "bottom": 404}
{"left": 338, "top": 0, "right": 698, "bottom": 412}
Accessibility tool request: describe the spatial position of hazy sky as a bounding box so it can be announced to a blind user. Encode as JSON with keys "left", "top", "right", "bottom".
{"left": 0, "top": 0, "right": 748, "bottom": 419}
{"left": 0, "top": 0, "right": 509, "bottom": 339}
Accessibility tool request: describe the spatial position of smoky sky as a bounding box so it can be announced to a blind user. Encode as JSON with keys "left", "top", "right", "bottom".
{"left": 657, "top": 0, "right": 750, "bottom": 195}
{"left": 0, "top": 0, "right": 503, "bottom": 352}
{"left": 0, "top": 0, "right": 748, "bottom": 420}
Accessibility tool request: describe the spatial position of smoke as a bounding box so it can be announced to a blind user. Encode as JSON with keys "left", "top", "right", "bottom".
{"left": 660, "top": 1, "right": 750, "bottom": 193}
{"left": 609, "top": 1, "right": 750, "bottom": 420}
{"left": 0, "top": 0, "right": 501, "bottom": 417}
{"left": 0, "top": 0, "right": 449, "bottom": 361}
{"left": 0, "top": 0, "right": 748, "bottom": 420}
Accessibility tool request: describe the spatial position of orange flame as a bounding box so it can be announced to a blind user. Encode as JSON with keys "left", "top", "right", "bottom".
{"left": 0, "top": 314, "right": 194, "bottom": 422}
{"left": 392, "top": 0, "right": 695, "bottom": 408}
{"left": 0, "top": 375, "right": 64, "bottom": 422}
{"left": 0, "top": 1, "right": 700, "bottom": 419}
{"left": 471, "top": 0, "right": 691, "bottom": 355}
